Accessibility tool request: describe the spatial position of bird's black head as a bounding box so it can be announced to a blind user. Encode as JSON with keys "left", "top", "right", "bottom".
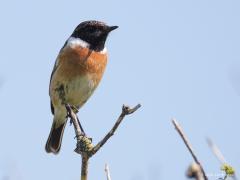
{"left": 71, "top": 20, "right": 118, "bottom": 52}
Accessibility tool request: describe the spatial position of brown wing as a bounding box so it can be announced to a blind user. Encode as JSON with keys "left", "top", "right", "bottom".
{"left": 49, "top": 41, "right": 68, "bottom": 115}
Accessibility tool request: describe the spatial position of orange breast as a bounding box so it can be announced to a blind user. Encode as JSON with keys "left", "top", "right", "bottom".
{"left": 57, "top": 46, "right": 107, "bottom": 78}
{"left": 50, "top": 46, "right": 108, "bottom": 108}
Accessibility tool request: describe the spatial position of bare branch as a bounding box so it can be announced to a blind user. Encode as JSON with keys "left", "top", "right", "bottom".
{"left": 186, "top": 163, "right": 204, "bottom": 180}
{"left": 105, "top": 164, "right": 112, "bottom": 180}
{"left": 65, "top": 104, "right": 83, "bottom": 138}
{"left": 66, "top": 104, "right": 89, "bottom": 180}
{"left": 92, "top": 104, "right": 141, "bottom": 154}
{"left": 66, "top": 104, "right": 141, "bottom": 180}
{"left": 81, "top": 155, "right": 89, "bottom": 180}
{"left": 172, "top": 118, "right": 208, "bottom": 180}
{"left": 207, "top": 138, "right": 237, "bottom": 180}
{"left": 206, "top": 138, "right": 226, "bottom": 164}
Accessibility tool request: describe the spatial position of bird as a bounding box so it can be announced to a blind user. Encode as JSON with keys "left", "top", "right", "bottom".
{"left": 45, "top": 20, "right": 118, "bottom": 154}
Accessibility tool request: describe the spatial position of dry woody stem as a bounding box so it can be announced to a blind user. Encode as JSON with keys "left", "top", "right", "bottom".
{"left": 105, "top": 164, "right": 112, "bottom": 180}
{"left": 187, "top": 163, "right": 204, "bottom": 180}
{"left": 206, "top": 138, "right": 226, "bottom": 164}
{"left": 172, "top": 119, "right": 208, "bottom": 180}
{"left": 207, "top": 138, "right": 237, "bottom": 180}
{"left": 66, "top": 104, "right": 141, "bottom": 180}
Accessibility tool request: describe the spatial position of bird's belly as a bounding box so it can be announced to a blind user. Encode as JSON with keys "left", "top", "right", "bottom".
{"left": 50, "top": 46, "right": 107, "bottom": 109}
{"left": 51, "top": 74, "right": 98, "bottom": 108}
{"left": 66, "top": 75, "right": 97, "bottom": 107}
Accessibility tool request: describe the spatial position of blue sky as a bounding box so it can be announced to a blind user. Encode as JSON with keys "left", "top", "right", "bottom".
{"left": 0, "top": 0, "right": 240, "bottom": 180}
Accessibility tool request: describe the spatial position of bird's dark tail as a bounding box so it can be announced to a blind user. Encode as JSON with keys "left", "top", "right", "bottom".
{"left": 45, "top": 121, "right": 67, "bottom": 154}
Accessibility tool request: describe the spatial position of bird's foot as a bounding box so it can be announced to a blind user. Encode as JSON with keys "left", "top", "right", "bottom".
{"left": 70, "top": 105, "right": 79, "bottom": 113}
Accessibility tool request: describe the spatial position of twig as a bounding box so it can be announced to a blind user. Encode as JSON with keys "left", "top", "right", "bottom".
{"left": 172, "top": 119, "right": 208, "bottom": 180}
{"left": 186, "top": 163, "right": 204, "bottom": 180}
{"left": 206, "top": 138, "right": 226, "bottom": 164}
{"left": 207, "top": 138, "right": 237, "bottom": 180}
{"left": 66, "top": 104, "right": 141, "bottom": 180}
{"left": 105, "top": 164, "right": 112, "bottom": 180}
{"left": 66, "top": 104, "right": 89, "bottom": 180}
{"left": 66, "top": 104, "right": 83, "bottom": 138}
{"left": 81, "top": 154, "right": 89, "bottom": 180}
{"left": 92, "top": 104, "right": 141, "bottom": 154}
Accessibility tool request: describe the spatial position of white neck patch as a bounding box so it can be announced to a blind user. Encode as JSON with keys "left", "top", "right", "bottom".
{"left": 67, "top": 37, "right": 90, "bottom": 48}
{"left": 66, "top": 37, "right": 107, "bottom": 54}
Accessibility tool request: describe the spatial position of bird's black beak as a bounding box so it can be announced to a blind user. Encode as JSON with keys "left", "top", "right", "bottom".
{"left": 108, "top": 26, "right": 119, "bottom": 32}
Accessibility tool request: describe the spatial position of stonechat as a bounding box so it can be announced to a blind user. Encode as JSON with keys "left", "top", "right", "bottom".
{"left": 45, "top": 20, "right": 118, "bottom": 154}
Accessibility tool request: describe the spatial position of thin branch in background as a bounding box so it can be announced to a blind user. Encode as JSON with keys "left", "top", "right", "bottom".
{"left": 172, "top": 118, "right": 208, "bottom": 180}
{"left": 105, "top": 164, "right": 112, "bottom": 180}
{"left": 206, "top": 138, "right": 226, "bottom": 164}
{"left": 66, "top": 104, "right": 141, "bottom": 180}
{"left": 207, "top": 138, "right": 237, "bottom": 180}
{"left": 186, "top": 163, "right": 204, "bottom": 180}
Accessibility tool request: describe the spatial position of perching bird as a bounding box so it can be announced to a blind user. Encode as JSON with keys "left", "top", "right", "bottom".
{"left": 45, "top": 20, "right": 118, "bottom": 154}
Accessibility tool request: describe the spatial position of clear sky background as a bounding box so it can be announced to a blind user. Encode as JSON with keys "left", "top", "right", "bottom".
{"left": 0, "top": 0, "right": 240, "bottom": 180}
